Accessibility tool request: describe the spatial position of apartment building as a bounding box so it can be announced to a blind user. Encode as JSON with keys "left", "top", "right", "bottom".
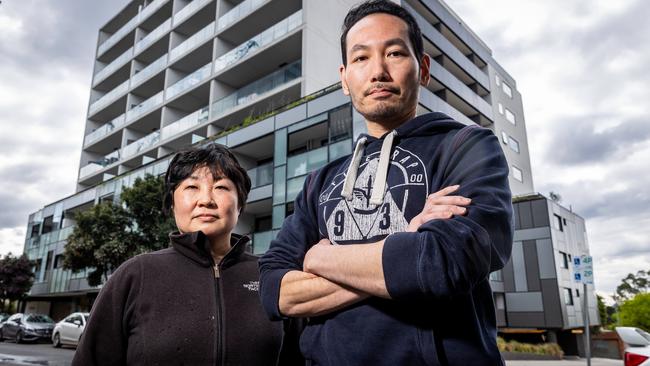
{"left": 24, "top": 0, "right": 539, "bottom": 324}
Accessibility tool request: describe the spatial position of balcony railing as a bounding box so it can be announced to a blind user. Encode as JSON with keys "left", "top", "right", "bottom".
{"left": 89, "top": 80, "right": 130, "bottom": 115}
{"left": 211, "top": 60, "right": 301, "bottom": 118}
{"left": 174, "top": 0, "right": 211, "bottom": 26}
{"left": 169, "top": 21, "right": 215, "bottom": 61}
{"left": 134, "top": 19, "right": 171, "bottom": 54}
{"left": 328, "top": 138, "right": 352, "bottom": 161}
{"left": 126, "top": 91, "right": 164, "bottom": 122}
{"left": 214, "top": 10, "right": 302, "bottom": 74}
{"left": 84, "top": 113, "right": 126, "bottom": 147}
{"left": 97, "top": 0, "right": 167, "bottom": 56}
{"left": 286, "top": 146, "right": 328, "bottom": 179}
{"left": 218, "top": 0, "right": 266, "bottom": 31}
{"left": 79, "top": 162, "right": 103, "bottom": 179}
{"left": 248, "top": 163, "right": 273, "bottom": 188}
{"left": 94, "top": 47, "right": 134, "bottom": 85}
{"left": 131, "top": 54, "right": 168, "bottom": 87}
{"left": 122, "top": 130, "right": 161, "bottom": 159}
{"left": 252, "top": 230, "right": 275, "bottom": 254}
{"left": 161, "top": 106, "right": 209, "bottom": 141}
{"left": 166, "top": 62, "right": 212, "bottom": 100}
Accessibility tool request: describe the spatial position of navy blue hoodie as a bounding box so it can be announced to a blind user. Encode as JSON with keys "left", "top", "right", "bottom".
{"left": 260, "top": 112, "right": 513, "bottom": 365}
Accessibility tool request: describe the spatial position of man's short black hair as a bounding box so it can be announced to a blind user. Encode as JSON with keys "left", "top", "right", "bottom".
{"left": 340, "top": 0, "right": 424, "bottom": 66}
{"left": 163, "top": 143, "right": 251, "bottom": 216}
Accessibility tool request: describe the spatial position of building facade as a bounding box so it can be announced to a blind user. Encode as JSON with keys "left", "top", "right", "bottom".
{"left": 24, "top": 0, "right": 542, "bottom": 328}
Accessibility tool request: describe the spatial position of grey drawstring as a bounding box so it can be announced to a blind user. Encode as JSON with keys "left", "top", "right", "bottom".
{"left": 369, "top": 130, "right": 396, "bottom": 205}
{"left": 341, "top": 137, "right": 367, "bottom": 200}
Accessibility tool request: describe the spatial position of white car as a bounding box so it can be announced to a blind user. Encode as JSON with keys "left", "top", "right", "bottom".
{"left": 52, "top": 312, "right": 89, "bottom": 348}
{"left": 616, "top": 326, "right": 650, "bottom": 366}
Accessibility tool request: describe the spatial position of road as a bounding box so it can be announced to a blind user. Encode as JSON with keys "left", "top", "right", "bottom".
{"left": 0, "top": 342, "right": 74, "bottom": 366}
{"left": 507, "top": 358, "right": 622, "bottom": 366}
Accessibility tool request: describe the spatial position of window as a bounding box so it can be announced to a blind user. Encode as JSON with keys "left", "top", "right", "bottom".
{"left": 507, "top": 136, "right": 520, "bottom": 153}
{"left": 511, "top": 166, "right": 523, "bottom": 182}
{"left": 563, "top": 288, "right": 574, "bottom": 305}
{"left": 489, "top": 270, "right": 503, "bottom": 281}
{"left": 495, "top": 74, "right": 501, "bottom": 86}
{"left": 502, "top": 82, "right": 513, "bottom": 98}
{"left": 505, "top": 108, "right": 516, "bottom": 124}
{"left": 498, "top": 103, "right": 504, "bottom": 115}
{"left": 560, "top": 251, "right": 569, "bottom": 269}
{"left": 494, "top": 293, "right": 505, "bottom": 310}
{"left": 576, "top": 289, "right": 580, "bottom": 297}
{"left": 553, "top": 214, "right": 564, "bottom": 231}
{"left": 501, "top": 131, "right": 508, "bottom": 145}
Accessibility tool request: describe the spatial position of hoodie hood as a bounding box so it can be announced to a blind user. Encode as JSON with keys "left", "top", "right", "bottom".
{"left": 342, "top": 112, "right": 465, "bottom": 206}
{"left": 169, "top": 231, "right": 250, "bottom": 268}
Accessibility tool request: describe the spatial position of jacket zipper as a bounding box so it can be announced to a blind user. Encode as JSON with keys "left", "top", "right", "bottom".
{"left": 213, "top": 262, "right": 225, "bottom": 366}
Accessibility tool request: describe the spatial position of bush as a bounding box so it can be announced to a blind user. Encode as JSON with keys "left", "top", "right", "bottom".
{"left": 497, "top": 337, "right": 564, "bottom": 357}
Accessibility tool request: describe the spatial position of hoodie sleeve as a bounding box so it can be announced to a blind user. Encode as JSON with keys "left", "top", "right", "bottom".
{"left": 382, "top": 126, "right": 513, "bottom": 300}
{"left": 72, "top": 257, "right": 141, "bottom": 366}
{"left": 259, "top": 172, "right": 321, "bottom": 320}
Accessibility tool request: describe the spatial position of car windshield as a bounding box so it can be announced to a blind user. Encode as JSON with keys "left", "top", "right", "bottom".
{"left": 638, "top": 329, "right": 650, "bottom": 342}
{"left": 26, "top": 315, "right": 54, "bottom": 323}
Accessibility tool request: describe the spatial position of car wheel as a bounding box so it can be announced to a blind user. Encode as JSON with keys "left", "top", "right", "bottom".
{"left": 16, "top": 331, "right": 23, "bottom": 344}
{"left": 52, "top": 333, "right": 61, "bottom": 348}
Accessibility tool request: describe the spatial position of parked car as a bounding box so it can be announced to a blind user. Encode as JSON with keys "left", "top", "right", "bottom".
{"left": 52, "top": 312, "right": 89, "bottom": 348}
{"left": 0, "top": 313, "right": 55, "bottom": 343}
{"left": 0, "top": 313, "right": 9, "bottom": 323}
{"left": 616, "top": 326, "right": 650, "bottom": 366}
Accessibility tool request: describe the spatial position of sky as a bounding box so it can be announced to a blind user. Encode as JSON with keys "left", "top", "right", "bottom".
{"left": 0, "top": 0, "right": 648, "bottom": 296}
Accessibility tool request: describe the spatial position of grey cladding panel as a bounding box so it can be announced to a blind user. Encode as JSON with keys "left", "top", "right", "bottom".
{"left": 502, "top": 257, "right": 515, "bottom": 292}
{"left": 505, "top": 292, "right": 543, "bottom": 312}
{"left": 307, "top": 91, "right": 349, "bottom": 117}
{"left": 536, "top": 239, "right": 556, "bottom": 279}
{"left": 228, "top": 117, "right": 274, "bottom": 147}
{"left": 541, "top": 279, "right": 563, "bottom": 327}
{"left": 531, "top": 199, "right": 550, "bottom": 227}
{"left": 275, "top": 104, "right": 307, "bottom": 129}
{"left": 523, "top": 240, "right": 541, "bottom": 291}
{"left": 507, "top": 312, "right": 546, "bottom": 328}
{"left": 513, "top": 203, "right": 521, "bottom": 230}
{"left": 514, "top": 227, "right": 551, "bottom": 241}
{"left": 518, "top": 201, "right": 533, "bottom": 229}
{"left": 512, "top": 241, "right": 527, "bottom": 292}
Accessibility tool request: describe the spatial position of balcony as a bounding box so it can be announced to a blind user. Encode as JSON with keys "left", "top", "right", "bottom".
{"left": 131, "top": 54, "right": 168, "bottom": 88}
{"left": 218, "top": 0, "right": 267, "bottom": 31}
{"left": 89, "top": 80, "right": 130, "bottom": 116}
{"left": 211, "top": 60, "right": 301, "bottom": 119}
{"left": 122, "top": 130, "right": 161, "bottom": 160}
{"left": 135, "top": 19, "right": 171, "bottom": 54}
{"left": 79, "top": 162, "right": 103, "bottom": 179}
{"left": 286, "top": 146, "right": 328, "bottom": 179}
{"left": 84, "top": 114, "right": 126, "bottom": 147}
{"left": 248, "top": 163, "right": 273, "bottom": 189}
{"left": 214, "top": 10, "right": 302, "bottom": 75}
{"left": 170, "top": 21, "right": 215, "bottom": 62}
{"left": 94, "top": 47, "right": 134, "bottom": 86}
{"left": 161, "top": 106, "right": 209, "bottom": 141}
{"left": 252, "top": 230, "right": 275, "bottom": 254}
{"left": 166, "top": 62, "right": 212, "bottom": 100}
{"left": 126, "top": 91, "right": 164, "bottom": 122}
{"left": 174, "top": 0, "right": 212, "bottom": 26}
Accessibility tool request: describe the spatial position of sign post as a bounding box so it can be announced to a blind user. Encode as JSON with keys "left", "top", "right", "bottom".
{"left": 573, "top": 255, "right": 593, "bottom": 366}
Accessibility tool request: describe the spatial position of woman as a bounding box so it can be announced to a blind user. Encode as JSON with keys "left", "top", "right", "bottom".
{"left": 73, "top": 144, "right": 301, "bottom": 365}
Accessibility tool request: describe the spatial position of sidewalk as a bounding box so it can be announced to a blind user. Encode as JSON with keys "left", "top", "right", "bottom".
{"left": 507, "top": 358, "right": 621, "bottom": 366}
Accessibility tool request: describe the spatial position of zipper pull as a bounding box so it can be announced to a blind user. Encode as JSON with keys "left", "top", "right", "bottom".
{"left": 213, "top": 264, "right": 220, "bottom": 278}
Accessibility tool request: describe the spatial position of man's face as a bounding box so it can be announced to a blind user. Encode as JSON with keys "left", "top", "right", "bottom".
{"left": 340, "top": 13, "right": 430, "bottom": 125}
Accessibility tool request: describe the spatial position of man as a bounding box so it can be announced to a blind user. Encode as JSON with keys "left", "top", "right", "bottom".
{"left": 260, "top": 1, "right": 513, "bottom": 365}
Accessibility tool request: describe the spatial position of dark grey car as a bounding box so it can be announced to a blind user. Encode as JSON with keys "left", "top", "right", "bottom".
{"left": 0, "top": 313, "right": 55, "bottom": 343}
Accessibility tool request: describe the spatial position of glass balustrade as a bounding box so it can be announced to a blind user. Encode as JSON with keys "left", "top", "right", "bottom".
{"left": 211, "top": 60, "right": 301, "bottom": 117}
{"left": 134, "top": 19, "right": 171, "bottom": 54}
{"left": 286, "top": 146, "right": 328, "bottom": 179}
{"left": 122, "top": 130, "right": 161, "bottom": 159}
{"left": 166, "top": 62, "right": 212, "bottom": 100}
{"left": 161, "top": 106, "right": 209, "bottom": 141}
{"left": 126, "top": 91, "right": 164, "bottom": 122}
{"left": 89, "top": 80, "right": 130, "bottom": 115}
{"left": 248, "top": 163, "right": 273, "bottom": 188}
{"left": 252, "top": 230, "right": 275, "bottom": 254}
{"left": 218, "top": 0, "right": 266, "bottom": 30}
{"left": 328, "top": 139, "right": 352, "bottom": 161}
{"left": 94, "top": 47, "right": 134, "bottom": 84}
{"left": 174, "top": 0, "right": 211, "bottom": 25}
{"left": 169, "top": 21, "right": 215, "bottom": 61}
{"left": 214, "top": 10, "right": 302, "bottom": 74}
{"left": 79, "top": 162, "right": 103, "bottom": 179}
{"left": 97, "top": 16, "right": 138, "bottom": 55}
{"left": 84, "top": 114, "right": 126, "bottom": 146}
{"left": 131, "top": 54, "right": 168, "bottom": 87}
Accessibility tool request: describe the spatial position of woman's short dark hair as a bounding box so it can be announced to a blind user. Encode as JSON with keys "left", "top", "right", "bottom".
{"left": 340, "top": 0, "right": 424, "bottom": 66}
{"left": 163, "top": 144, "right": 251, "bottom": 216}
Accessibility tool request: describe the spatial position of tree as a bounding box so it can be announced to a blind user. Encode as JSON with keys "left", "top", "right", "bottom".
{"left": 619, "top": 293, "right": 650, "bottom": 330}
{"left": 0, "top": 253, "right": 36, "bottom": 311}
{"left": 63, "top": 174, "right": 175, "bottom": 286}
{"left": 616, "top": 270, "right": 649, "bottom": 300}
{"left": 597, "top": 295, "right": 615, "bottom": 329}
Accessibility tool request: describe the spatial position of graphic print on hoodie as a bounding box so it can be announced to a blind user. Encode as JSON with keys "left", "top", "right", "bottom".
{"left": 319, "top": 144, "right": 428, "bottom": 243}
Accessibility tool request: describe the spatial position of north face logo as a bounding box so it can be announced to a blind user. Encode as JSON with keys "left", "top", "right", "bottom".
{"left": 243, "top": 281, "right": 259, "bottom": 292}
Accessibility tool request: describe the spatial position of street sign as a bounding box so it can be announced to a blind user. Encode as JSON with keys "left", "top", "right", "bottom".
{"left": 581, "top": 255, "right": 593, "bottom": 285}
{"left": 573, "top": 256, "right": 582, "bottom": 283}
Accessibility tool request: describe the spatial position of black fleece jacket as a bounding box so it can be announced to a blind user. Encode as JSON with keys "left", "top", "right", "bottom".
{"left": 73, "top": 232, "right": 302, "bottom": 366}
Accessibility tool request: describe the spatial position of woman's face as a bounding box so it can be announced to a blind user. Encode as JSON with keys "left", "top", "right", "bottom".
{"left": 172, "top": 166, "right": 240, "bottom": 240}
